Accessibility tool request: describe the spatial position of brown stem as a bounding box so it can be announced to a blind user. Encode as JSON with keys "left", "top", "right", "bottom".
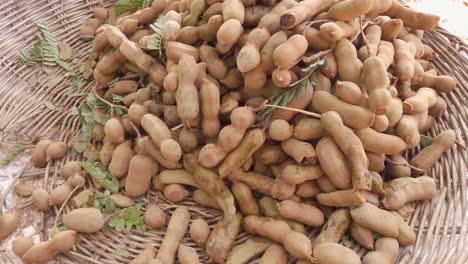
{"left": 385, "top": 157, "right": 425, "bottom": 173}
{"left": 264, "top": 104, "right": 322, "bottom": 118}
{"left": 171, "top": 123, "right": 184, "bottom": 131}
{"left": 54, "top": 185, "right": 81, "bottom": 233}
{"left": 130, "top": 121, "right": 142, "bottom": 138}
{"left": 93, "top": 89, "right": 129, "bottom": 112}
{"left": 303, "top": 48, "right": 334, "bottom": 64}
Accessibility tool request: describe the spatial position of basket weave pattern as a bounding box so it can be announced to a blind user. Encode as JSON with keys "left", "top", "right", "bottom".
{"left": 0, "top": 0, "right": 467, "bottom": 263}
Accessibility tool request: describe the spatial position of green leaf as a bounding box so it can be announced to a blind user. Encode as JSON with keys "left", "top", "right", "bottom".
{"left": 115, "top": 249, "right": 130, "bottom": 257}
{"left": 420, "top": 134, "right": 434, "bottom": 149}
{"left": 71, "top": 106, "right": 80, "bottom": 115}
{"left": 0, "top": 138, "right": 33, "bottom": 168}
{"left": 80, "top": 161, "right": 120, "bottom": 193}
{"left": 116, "top": 0, "right": 145, "bottom": 15}
{"left": 28, "top": 76, "right": 39, "bottom": 88}
{"left": 112, "top": 94, "right": 124, "bottom": 104}
{"left": 47, "top": 76, "right": 64, "bottom": 89}
{"left": 44, "top": 101, "right": 59, "bottom": 111}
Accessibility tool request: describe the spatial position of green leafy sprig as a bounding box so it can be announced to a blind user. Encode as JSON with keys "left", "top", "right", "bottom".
{"left": 257, "top": 59, "right": 325, "bottom": 121}
{"left": 80, "top": 162, "right": 120, "bottom": 193}
{"left": 108, "top": 205, "right": 146, "bottom": 233}
{"left": 0, "top": 137, "right": 36, "bottom": 168}
{"left": 116, "top": 0, "right": 145, "bottom": 15}
{"left": 146, "top": 16, "right": 166, "bottom": 64}
{"left": 420, "top": 134, "right": 434, "bottom": 149}
{"left": 18, "top": 23, "right": 60, "bottom": 66}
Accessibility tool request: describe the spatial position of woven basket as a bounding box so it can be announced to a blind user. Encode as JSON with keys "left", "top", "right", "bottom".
{"left": 0, "top": 0, "right": 467, "bottom": 263}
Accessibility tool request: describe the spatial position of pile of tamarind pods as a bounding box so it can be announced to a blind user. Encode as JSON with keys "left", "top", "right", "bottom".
{"left": 3, "top": 0, "right": 461, "bottom": 263}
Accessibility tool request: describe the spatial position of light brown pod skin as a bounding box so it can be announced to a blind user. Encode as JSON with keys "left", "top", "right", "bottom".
{"left": 277, "top": 200, "right": 324, "bottom": 227}
{"left": 131, "top": 246, "right": 157, "bottom": 264}
{"left": 320, "top": 111, "right": 371, "bottom": 191}
{"left": 269, "top": 119, "right": 294, "bottom": 141}
{"left": 296, "top": 180, "right": 320, "bottom": 198}
{"left": 315, "top": 209, "right": 350, "bottom": 245}
{"left": 128, "top": 104, "right": 149, "bottom": 127}
{"left": 417, "top": 73, "right": 456, "bottom": 93}
{"left": 48, "top": 230, "right": 77, "bottom": 252}
{"left": 193, "top": 189, "right": 222, "bottom": 210}
{"left": 22, "top": 242, "right": 54, "bottom": 264}
{"left": 385, "top": 98, "right": 403, "bottom": 127}
{"left": 61, "top": 161, "right": 82, "bottom": 178}
{"left": 317, "top": 189, "right": 366, "bottom": 207}
{"left": 316, "top": 174, "right": 338, "bottom": 193}
{"left": 217, "top": 19, "right": 243, "bottom": 54}
{"left": 100, "top": 140, "right": 116, "bottom": 166}
{"left": 281, "top": 138, "right": 316, "bottom": 166}
{"left": 0, "top": 212, "right": 19, "bottom": 240}
{"left": 356, "top": 127, "right": 407, "bottom": 155}
{"left": 178, "top": 244, "right": 200, "bottom": 264}
{"left": 109, "top": 141, "right": 134, "bottom": 179}
{"left": 360, "top": 56, "right": 391, "bottom": 114}
{"left": 126, "top": 154, "right": 158, "bottom": 197}
{"left": 243, "top": 216, "right": 291, "bottom": 243}
{"left": 176, "top": 54, "right": 200, "bottom": 123}
{"left": 237, "top": 28, "right": 271, "bottom": 72}
{"left": 385, "top": 0, "right": 439, "bottom": 30}
{"left": 222, "top": 0, "right": 245, "bottom": 23}
{"left": 178, "top": 128, "right": 198, "bottom": 153}
{"left": 218, "top": 128, "right": 266, "bottom": 178}
{"left": 366, "top": 152, "right": 385, "bottom": 173}
{"left": 281, "top": 164, "right": 323, "bottom": 185}
{"left": 395, "top": 114, "right": 420, "bottom": 148}
{"left": 141, "top": 114, "right": 182, "bottom": 162}
{"left": 112, "top": 80, "right": 138, "bottom": 95}
{"left": 320, "top": 20, "right": 359, "bottom": 42}
{"left": 190, "top": 218, "right": 210, "bottom": 247}
{"left": 32, "top": 189, "right": 50, "bottom": 211}
{"left": 12, "top": 237, "right": 34, "bottom": 257}
{"left": 350, "top": 203, "right": 399, "bottom": 237}
{"left": 283, "top": 231, "right": 313, "bottom": 259}
{"left": 228, "top": 171, "right": 274, "bottom": 197}
{"left": 156, "top": 206, "right": 190, "bottom": 264}
{"left": 278, "top": 0, "right": 325, "bottom": 29}
{"left": 270, "top": 81, "right": 314, "bottom": 122}
{"left": 351, "top": 221, "right": 374, "bottom": 249}
{"left": 335, "top": 81, "right": 363, "bottom": 105}
{"left": 46, "top": 142, "right": 67, "bottom": 161}
{"left": 163, "top": 184, "right": 189, "bottom": 202}
{"left": 428, "top": 95, "right": 447, "bottom": 117}
{"left": 312, "top": 91, "right": 375, "bottom": 130}
{"left": 383, "top": 176, "right": 436, "bottom": 210}
{"left": 14, "top": 183, "right": 34, "bottom": 197}
{"left": 145, "top": 204, "right": 167, "bottom": 229}
{"left": 313, "top": 242, "right": 361, "bottom": 264}
{"left": 293, "top": 117, "right": 326, "bottom": 140}
{"left": 200, "top": 78, "right": 221, "bottom": 137}
{"left": 363, "top": 237, "right": 399, "bottom": 264}
{"left": 316, "top": 136, "right": 352, "bottom": 189}
{"left": 403, "top": 88, "right": 437, "bottom": 114}
{"left": 32, "top": 139, "right": 53, "bottom": 168}
{"left": 63, "top": 208, "right": 105, "bottom": 233}
{"left": 273, "top": 34, "right": 308, "bottom": 70}
{"left": 109, "top": 194, "right": 134, "bottom": 208}
{"left": 271, "top": 166, "right": 296, "bottom": 200}
{"left": 258, "top": 196, "right": 306, "bottom": 234}
{"left": 199, "top": 44, "right": 227, "bottom": 80}
{"left": 206, "top": 213, "right": 243, "bottom": 263}
{"left": 260, "top": 145, "right": 288, "bottom": 165}
{"left": 394, "top": 39, "right": 415, "bottom": 81}
{"left": 49, "top": 174, "right": 84, "bottom": 205}
{"left": 325, "top": 0, "right": 374, "bottom": 21}
{"left": 391, "top": 211, "right": 416, "bottom": 246}
{"left": 259, "top": 244, "right": 287, "bottom": 264}
{"left": 371, "top": 115, "right": 389, "bottom": 132}
{"left": 335, "top": 39, "right": 362, "bottom": 84}
{"left": 105, "top": 118, "right": 125, "bottom": 144}
{"left": 389, "top": 154, "right": 411, "bottom": 178}
{"left": 232, "top": 181, "right": 259, "bottom": 216}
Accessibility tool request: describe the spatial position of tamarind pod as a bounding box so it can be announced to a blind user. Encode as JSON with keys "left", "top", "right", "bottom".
{"left": 351, "top": 221, "right": 374, "bottom": 249}
{"left": 360, "top": 56, "right": 392, "bottom": 114}
{"left": 395, "top": 114, "right": 420, "bottom": 148}
{"left": 312, "top": 91, "right": 375, "bottom": 129}
{"left": 321, "top": 111, "right": 371, "bottom": 191}
{"left": 137, "top": 136, "right": 182, "bottom": 169}
{"left": 280, "top": 0, "right": 329, "bottom": 29}
{"left": 269, "top": 81, "right": 313, "bottom": 122}
{"left": 356, "top": 128, "right": 407, "bottom": 155}
{"left": 218, "top": 129, "right": 266, "bottom": 178}
{"left": 403, "top": 87, "right": 437, "bottom": 114}
{"left": 383, "top": 176, "right": 436, "bottom": 210}
{"left": 222, "top": 0, "right": 245, "bottom": 23}
{"left": 363, "top": 237, "right": 399, "bottom": 264}
{"left": 294, "top": 25, "right": 331, "bottom": 51}
{"left": 335, "top": 81, "right": 363, "bottom": 105}
{"left": 317, "top": 189, "right": 366, "bottom": 207}
{"left": 244, "top": 5, "right": 272, "bottom": 27}
{"left": 320, "top": 20, "right": 359, "bottom": 42}
{"left": 258, "top": 196, "right": 306, "bottom": 233}
{"left": 277, "top": 199, "right": 325, "bottom": 227}
{"left": 206, "top": 213, "right": 243, "bottom": 263}
{"left": 176, "top": 54, "right": 200, "bottom": 123}
{"left": 335, "top": 39, "right": 362, "bottom": 84}
{"left": 417, "top": 73, "right": 456, "bottom": 93}
{"left": 280, "top": 138, "right": 316, "bottom": 166}
{"left": 217, "top": 19, "right": 243, "bottom": 54}
{"left": 183, "top": 154, "right": 236, "bottom": 217}
{"left": 367, "top": 0, "right": 392, "bottom": 17}
{"left": 428, "top": 95, "right": 447, "bottom": 118}
{"left": 273, "top": 34, "right": 308, "bottom": 70}
{"left": 226, "top": 237, "right": 273, "bottom": 264}
{"left": 385, "top": 0, "right": 439, "bottom": 30}
{"left": 281, "top": 164, "right": 323, "bottom": 185}
{"left": 394, "top": 39, "right": 415, "bottom": 81}
{"left": 386, "top": 98, "right": 403, "bottom": 127}
{"left": 366, "top": 151, "right": 385, "bottom": 172}
{"left": 232, "top": 182, "right": 259, "bottom": 216}
{"left": 350, "top": 203, "right": 399, "bottom": 237}
{"left": 410, "top": 129, "right": 456, "bottom": 172}
{"left": 314, "top": 209, "right": 350, "bottom": 245}
{"left": 316, "top": 136, "right": 352, "bottom": 189}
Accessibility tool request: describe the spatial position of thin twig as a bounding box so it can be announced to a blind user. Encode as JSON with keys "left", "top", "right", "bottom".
{"left": 130, "top": 121, "right": 142, "bottom": 138}
{"left": 54, "top": 185, "right": 81, "bottom": 233}
{"left": 263, "top": 104, "right": 322, "bottom": 118}
{"left": 359, "top": 16, "right": 371, "bottom": 57}
{"left": 303, "top": 48, "right": 333, "bottom": 64}
{"left": 385, "top": 157, "right": 425, "bottom": 173}
{"left": 171, "top": 123, "right": 184, "bottom": 131}
{"left": 94, "top": 90, "right": 129, "bottom": 111}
